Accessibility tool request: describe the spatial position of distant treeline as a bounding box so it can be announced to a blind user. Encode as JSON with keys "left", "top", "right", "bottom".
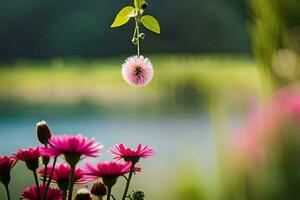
{"left": 0, "top": 0, "right": 250, "bottom": 60}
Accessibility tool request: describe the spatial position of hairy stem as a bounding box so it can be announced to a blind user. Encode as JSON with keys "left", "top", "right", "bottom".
{"left": 5, "top": 184, "right": 10, "bottom": 200}
{"left": 42, "top": 156, "right": 57, "bottom": 200}
{"left": 67, "top": 164, "right": 75, "bottom": 200}
{"left": 33, "top": 170, "right": 41, "bottom": 200}
{"left": 121, "top": 162, "right": 136, "bottom": 200}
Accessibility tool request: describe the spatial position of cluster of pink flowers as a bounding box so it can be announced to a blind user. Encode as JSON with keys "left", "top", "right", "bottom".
{"left": 0, "top": 121, "right": 154, "bottom": 200}
{"left": 235, "top": 86, "right": 300, "bottom": 165}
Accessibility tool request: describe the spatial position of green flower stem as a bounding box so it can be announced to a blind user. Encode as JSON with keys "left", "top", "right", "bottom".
{"left": 136, "top": 18, "right": 141, "bottom": 56}
{"left": 121, "top": 162, "right": 136, "bottom": 200}
{"left": 42, "top": 156, "right": 57, "bottom": 200}
{"left": 5, "top": 184, "right": 10, "bottom": 200}
{"left": 106, "top": 186, "right": 112, "bottom": 200}
{"left": 33, "top": 170, "right": 41, "bottom": 200}
{"left": 42, "top": 144, "right": 48, "bottom": 186}
{"left": 42, "top": 164, "right": 47, "bottom": 186}
{"left": 62, "top": 190, "right": 67, "bottom": 200}
{"left": 135, "top": 0, "right": 141, "bottom": 56}
{"left": 67, "top": 164, "right": 76, "bottom": 200}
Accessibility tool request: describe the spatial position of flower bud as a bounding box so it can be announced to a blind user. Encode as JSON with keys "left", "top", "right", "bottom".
{"left": 132, "top": 190, "right": 145, "bottom": 200}
{"left": 141, "top": 2, "right": 148, "bottom": 10}
{"left": 36, "top": 121, "right": 52, "bottom": 145}
{"left": 91, "top": 182, "right": 107, "bottom": 196}
{"left": 75, "top": 188, "right": 92, "bottom": 200}
{"left": 132, "top": 38, "right": 138, "bottom": 45}
{"left": 139, "top": 33, "right": 145, "bottom": 40}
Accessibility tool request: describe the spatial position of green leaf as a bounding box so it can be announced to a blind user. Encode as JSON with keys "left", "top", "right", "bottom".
{"left": 111, "top": 6, "right": 135, "bottom": 28}
{"left": 140, "top": 15, "right": 160, "bottom": 34}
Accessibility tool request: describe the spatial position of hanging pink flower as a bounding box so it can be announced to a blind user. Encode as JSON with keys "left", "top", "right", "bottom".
{"left": 110, "top": 144, "right": 154, "bottom": 163}
{"left": 41, "top": 134, "right": 103, "bottom": 166}
{"left": 121, "top": 55, "right": 154, "bottom": 86}
{"left": 21, "top": 184, "right": 62, "bottom": 200}
{"left": 39, "top": 163, "right": 86, "bottom": 191}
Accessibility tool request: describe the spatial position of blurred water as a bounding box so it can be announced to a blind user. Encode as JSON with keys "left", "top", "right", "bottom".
{"left": 0, "top": 114, "right": 217, "bottom": 199}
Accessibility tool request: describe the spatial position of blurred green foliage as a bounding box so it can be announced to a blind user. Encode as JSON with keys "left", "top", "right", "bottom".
{"left": 0, "top": 54, "right": 260, "bottom": 116}
{"left": 250, "top": 0, "right": 300, "bottom": 88}
{"left": 0, "top": 0, "right": 250, "bottom": 60}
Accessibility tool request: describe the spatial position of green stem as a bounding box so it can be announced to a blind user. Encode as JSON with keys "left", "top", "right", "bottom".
{"left": 67, "top": 164, "right": 75, "bottom": 200}
{"left": 42, "top": 164, "right": 47, "bottom": 186}
{"left": 5, "top": 184, "right": 10, "bottom": 200}
{"left": 106, "top": 187, "right": 112, "bottom": 200}
{"left": 33, "top": 170, "right": 41, "bottom": 200}
{"left": 135, "top": 16, "right": 141, "bottom": 56}
{"left": 135, "top": 1, "right": 141, "bottom": 57}
{"left": 42, "top": 156, "right": 57, "bottom": 200}
{"left": 62, "top": 190, "right": 67, "bottom": 200}
{"left": 42, "top": 144, "right": 48, "bottom": 186}
{"left": 121, "top": 162, "right": 136, "bottom": 200}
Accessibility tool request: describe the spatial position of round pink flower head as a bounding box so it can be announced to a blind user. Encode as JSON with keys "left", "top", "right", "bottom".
{"left": 0, "top": 156, "right": 16, "bottom": 186}
{"left": 41, "top": 134, "right": 103, "bottom": 166}
{"left": 39, "top": 163, "right": 86, "bottom": 192}
{"left": 14, "top": 147, "right": 41, "bottom": 171}
{"left": 21, "top": 184, "right": 62, "bottom": 200}
{"left": 84, "top": 161, "right": 134, "bottom": 188}
{"left": 122, "top": 55, "right": 154, "bottom": 86}
{"left": 110, "top": 144, "right": 154, "bottom": 163}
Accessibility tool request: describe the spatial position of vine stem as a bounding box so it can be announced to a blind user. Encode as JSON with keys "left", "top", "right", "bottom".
{"left": 5, "top": 184, "right": 10, "bottom": 200}
{"left": 121, "top": 162, "right": 136, "bottom": 200}
{"left": 135, "top": 0, "right": 141, "bottom": 57}
{"left": 136, "top": 18, "right": 140, "bottom": 57}
{"left": 33, "top": 170, "right": 41, "bottom": 200}
{"left": 106, "top": 187, "right": 112, "bottom": 200}
{"left": 67, "top": 164, "right": 75, "bottom": 200}
{"left": 42, "top": 156, "right": 57, "bottom": 200}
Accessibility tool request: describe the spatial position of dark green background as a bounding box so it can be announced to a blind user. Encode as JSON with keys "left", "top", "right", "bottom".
{"left": 0, "top": 0, "right": 250, "bottom": 60}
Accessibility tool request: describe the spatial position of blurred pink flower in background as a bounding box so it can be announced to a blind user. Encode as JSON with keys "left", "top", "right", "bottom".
{"left": 235, "top": 85, "right": 300, "bottom": 163}
{"left": 122, "top": 55, "right": 154, "bottom": 86}
{"left": 41, "top": 134, "right": 103, "bottom": 158}
{"left": 21, "top": 184, "right": 62, "bottom": 200}
{"left": 13, "top": 147, "right": 40, "bottom": 162}
{"left": 110, "top": 143, "right": 154, "bottom": 162}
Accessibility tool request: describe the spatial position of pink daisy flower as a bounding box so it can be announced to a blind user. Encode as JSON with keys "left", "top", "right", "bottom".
{"left": 41, "top": 134, "right": 103, "bottom": 166}
{"left": 14, "top": 147, "right": 41, "bottom": 171}
{"left": 14, "top": 147, "right": 41, "bottom": 161}
{"left": 0, "top": 156, "right": 16, "bottom": 174}
{"left": 0, "top": 156, "right": 16, "bottom": 185}
{"left": 110, "top": 144, "right": 154, "bottom": 163}
{"left": 84, "top": 161, "right": 134, "bottom": 187}
{"left": 21, "top": 184, "right": 62, "bottom": 200}
{"left": 39, "top": 163, "right": 86, "bottom": 191}
{"left": 121, "top": 55, "right": 154, "bottom": 86}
